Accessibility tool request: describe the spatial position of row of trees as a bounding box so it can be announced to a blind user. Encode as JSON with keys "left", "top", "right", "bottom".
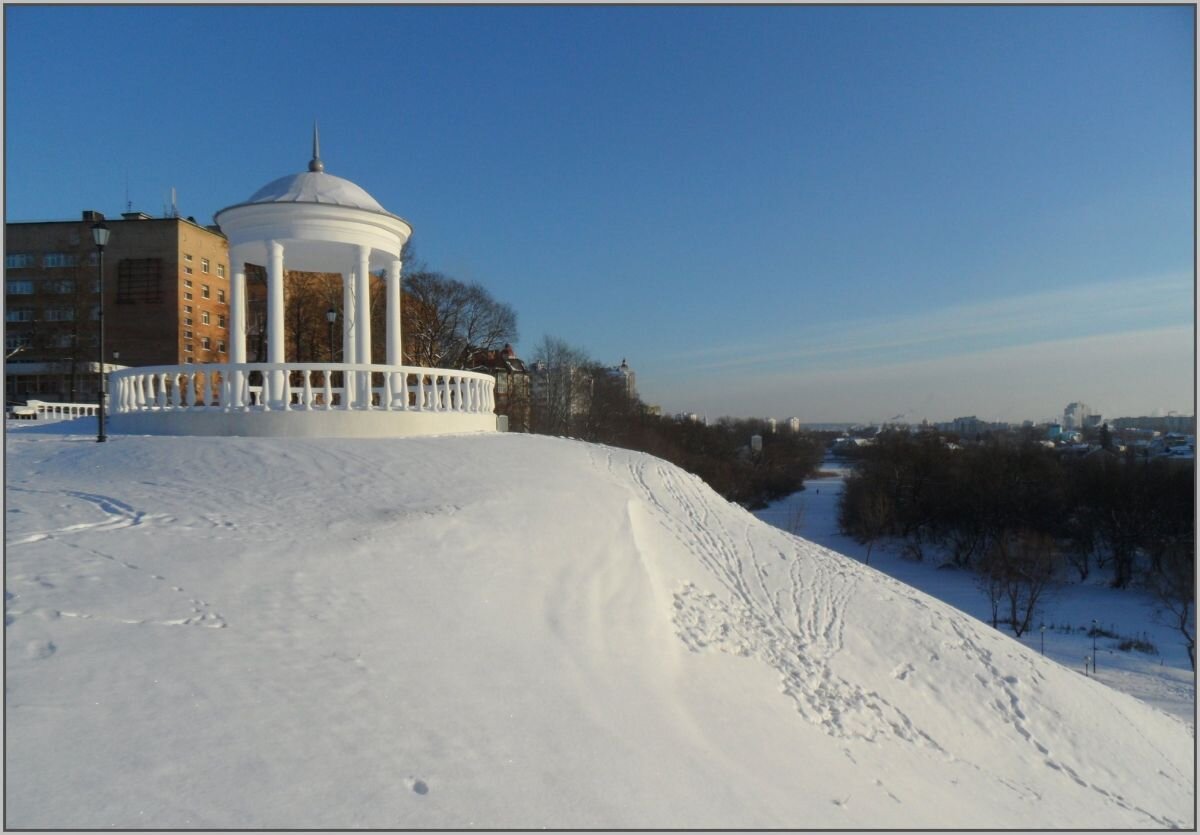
{"left": 525, "top": 336, "right": 826, "bottom": 510}
{"left": 837, "top": 432, "right": 1195, "bottom": 666}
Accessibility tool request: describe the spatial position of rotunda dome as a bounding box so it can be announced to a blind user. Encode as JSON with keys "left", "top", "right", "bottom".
{"left": 246, "top": 170, "right": 389, "bottom": 215}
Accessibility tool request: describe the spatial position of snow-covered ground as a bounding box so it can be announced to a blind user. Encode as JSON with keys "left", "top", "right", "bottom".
{"left": 754, "top": 459, "right": 1197, "bottom": 726}
{"left": 5, "top": 423, "right": 1195, "bottom": 829}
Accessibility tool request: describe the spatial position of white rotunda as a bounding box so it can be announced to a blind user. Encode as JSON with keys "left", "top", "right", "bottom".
{"left": 109, "top": 132, "right": 497, "bottom": 438}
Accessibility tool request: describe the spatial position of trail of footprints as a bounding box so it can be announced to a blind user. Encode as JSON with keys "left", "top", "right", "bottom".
{"left": 7, "top": 487, "right": 171, "bottom": 544}
{"left": 613, "top": 451, "right": 933, "bottom": 747}
{"left": 6, "top": 488, "right": 227, "bottom": 635}
{"left": 603, "top": 449, "right": 1189, "bottom": 828}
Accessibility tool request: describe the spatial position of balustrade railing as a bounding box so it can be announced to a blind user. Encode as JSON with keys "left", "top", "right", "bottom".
{"left": 109, "top": 363, "right": 495, "bottom": 416}
{"left": 19, "top": 400, "right": 101, "bottom": 420}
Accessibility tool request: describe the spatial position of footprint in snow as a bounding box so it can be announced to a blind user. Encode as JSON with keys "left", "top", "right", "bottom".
{"left": 24, "top": 639, "right": 56, "bottom": 660}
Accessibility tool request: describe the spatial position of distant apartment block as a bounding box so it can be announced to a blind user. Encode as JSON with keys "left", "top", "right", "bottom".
{"left": 1112, "top": 414, "right": 1196, "bottom": 435}
{"left": 1063, "top": 401, "right": 1095, "bottom": 431}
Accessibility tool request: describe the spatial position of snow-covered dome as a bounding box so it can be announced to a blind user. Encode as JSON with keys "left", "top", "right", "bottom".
{"left": 246, "top": 170, "right": 389, "bottom": 215}
{"left": 214, "top": 125, "right": 412, "bottom": 278}
{"left": 233, "top": 125, "right": 393, "bottom": 217}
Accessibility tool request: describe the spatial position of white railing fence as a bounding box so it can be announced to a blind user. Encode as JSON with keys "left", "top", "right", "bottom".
{"left": 109, "top": 363, "right": 496, "bottom": 416}
{"left": 17, "top": 400, "right": 101, "bottom": 420}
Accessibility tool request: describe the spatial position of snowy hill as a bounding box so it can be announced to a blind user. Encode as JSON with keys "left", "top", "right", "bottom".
{"left": 4, "top": 426, "right": 1194, "bottom": 829}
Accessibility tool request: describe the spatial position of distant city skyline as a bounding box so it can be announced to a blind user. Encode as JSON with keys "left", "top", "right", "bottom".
{"left": 4, "top": 5, "right": 1194, "bottom": 422}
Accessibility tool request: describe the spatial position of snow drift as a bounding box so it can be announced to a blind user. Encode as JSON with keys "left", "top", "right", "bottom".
{"left": 4, "top": 428, "right": 1194, "bottom": 828}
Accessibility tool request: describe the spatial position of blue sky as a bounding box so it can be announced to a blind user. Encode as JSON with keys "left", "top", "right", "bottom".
{"left": 5, "top": 5, "right": 1194, "bottom": 423}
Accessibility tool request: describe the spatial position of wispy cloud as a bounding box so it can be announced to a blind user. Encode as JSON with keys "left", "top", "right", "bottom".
{"left": 657, "top": 273, "right": 1192, "bottom": 377}
{"left": 649, "top": 324, "right": 1195, "bottom": 423}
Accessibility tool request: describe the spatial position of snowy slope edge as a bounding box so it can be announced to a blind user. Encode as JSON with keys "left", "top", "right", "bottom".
{"left": 4, "top": 428, "right": 1194, "bottom": 829}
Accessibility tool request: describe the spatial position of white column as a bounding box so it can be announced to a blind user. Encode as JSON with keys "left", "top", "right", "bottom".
{"left": 230, "top": 248, "right": 248, "bottom": 409}
{"left": 267, "top": 240, "right": 285, "bottom": 363}
{"left": 387, "top": 257, "right": 403, "bottom": 407}
{"left": 342, "top": 268, "right": 356, "bottom": 407}
{"left": 342, "top": 271, "right": 356, "bottom": 365}
{"left": 266, "top": 240, "right": 286, "bottom": 407}
{"left": 355, "top": 246, "right": 372, "bottom": 407}
{"left": 231, "top": 271, "right": 248, "bottom": 365}
{"left": 386, "top": 258, "right": 403, "bottom": 365}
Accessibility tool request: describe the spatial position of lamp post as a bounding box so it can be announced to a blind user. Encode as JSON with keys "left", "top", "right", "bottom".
{"left": 91, "top": 221, "right": 110, "bottom": 442}
{"left": 326, "top": 307, "right": 337, "bottom": 362}
{"left": 1040, "top": 624, "right": 1045, "bottom": 656}
{"left": 1091, "top": 619, "right": 1097, "bottom": 674}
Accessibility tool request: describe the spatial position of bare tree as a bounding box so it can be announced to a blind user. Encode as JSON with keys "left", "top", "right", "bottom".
{"left": 854, "top": 490, "right": 893, "bottom": 567}
{"left": 530, "top": 335, "right": 591, "bottom": 436}
{"left": 978, "top": 530, "right": 1059, "bottom": 638}
{"left": 1146, "top": 540, "right": 1195, "bottom": 670}
{"left": 403, "top": 272, "right": 517, "bottom": 368}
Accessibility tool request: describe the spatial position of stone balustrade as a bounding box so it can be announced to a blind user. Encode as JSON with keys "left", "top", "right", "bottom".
{"left": 107, "top": 363, "right": 497, "bottom": 438}
{"left": 20, "top": 400, "right": 101, "bottom": 420}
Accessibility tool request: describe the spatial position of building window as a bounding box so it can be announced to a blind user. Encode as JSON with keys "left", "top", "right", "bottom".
{"left": 184, "top": 254, "right": 193, "bottom": 262}
{"left": 217, "top": 340, "right": 226, "bottom": 353}
{"left": 185, "top": 343, "right": 193, "bottom": 352}
{"left": 184, "top": 266, "right": 193, "bottom": 275}
{"left": 116, "top": 258, "right": 164, "bottom": 304}
{"left": 45, "top": 308, "right": 75, "bottom": 322}
{"left": 201, "top": 336, "right": 211, "bottom": 350}
{"left": 201, "top": 258, "right": 210, "bottom": 273}
{"left": 6, "top": 253, "right": 35, "bottom": 269}
{"left": 201, "top": 285, "right": 210, "bottom": 299}
{"left": 5, "top": 308, "right": 34, "bottom": 322}
{"left": 184, "top": 321, "right": 192, "bottom": 330}
{"left": 201, "top": 311, "right": 210, "bottom": 325}
{"left": 53, "top": 333, "right": 75, "bottom": 348}
{"left": 218, "top": 314, "right": 227, "bottom": 329}
{"left": 184, "top": 305, "right": 192, "bottom": 313}
{"left": 6, "top": 280, "right": 34, "bottom": 295}
{"left": 184, "top": 279, "right": 192, "bottom": 288}
{"left": 42, "top": 253, "right": 78, "bottom": 268}
{"left": 6, "top": 333, "right": 33, "bottom": 351}
{"left": 217, "top": 288, "right": 226, "bottom": 304}
{"left": 184, "top": 292, "right": 193, "bottom": 301}
{"left": 217, "top": 264, "right": 226, "bottom": 278}
{"left": 48, "top": 279, "right": 75, "bottom": 294}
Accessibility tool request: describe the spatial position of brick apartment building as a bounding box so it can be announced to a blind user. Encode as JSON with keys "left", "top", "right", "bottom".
{"left": 5, "top": 211, "right": 230, "bottom": 404}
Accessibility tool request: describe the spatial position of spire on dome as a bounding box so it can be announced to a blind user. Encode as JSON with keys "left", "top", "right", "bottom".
{"left": 308, "top": 121, "right": 324, "bottom": 173}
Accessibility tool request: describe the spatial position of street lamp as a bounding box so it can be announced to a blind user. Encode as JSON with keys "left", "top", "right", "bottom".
{"left": 91, "top": 221, "right": 110, "bottom": 443}
{"left": 326, "top": 307, "right": 337, "bottom": 362}
{"left": 1040, "top": 624, "right": 1045, "bottom": 656}
{"left": 1091, "top": 619, "right": 1097, "bottom": 674}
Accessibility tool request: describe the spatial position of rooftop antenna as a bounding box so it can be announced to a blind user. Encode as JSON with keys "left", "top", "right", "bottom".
{"left": 171, "top": 187, "right": 179, "bottom": 218}
{"left": 124, "top": 172, "right": 132, "bottom": 213}
{"left": 308, "top": 120, "right": 324, "bottom": 172}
